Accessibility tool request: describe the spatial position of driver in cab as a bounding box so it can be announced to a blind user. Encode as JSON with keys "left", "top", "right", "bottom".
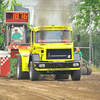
{"left": 12, "top": 29, "right": 22, "bottom": 39}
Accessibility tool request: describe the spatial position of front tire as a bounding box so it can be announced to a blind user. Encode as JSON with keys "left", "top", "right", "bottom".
{"left": 29, "top": 61, "right": 39, "bottom": 81}
{"left": 86, "top": 67, "right": 92, "bottom": 75}
{"left": 71, "top": 69, "right": 81, "bottom": 81}
{"left": 17, "top": 56, "right": 29, "bottom": 79}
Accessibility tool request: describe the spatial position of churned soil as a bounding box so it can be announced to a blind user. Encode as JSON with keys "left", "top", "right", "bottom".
{"left": 0, "top": 72, "right": 100, "bottom": 100}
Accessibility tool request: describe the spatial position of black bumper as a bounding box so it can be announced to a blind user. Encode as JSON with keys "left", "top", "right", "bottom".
{"left": 33, "top": 61, "right": 80, "bottom": 68}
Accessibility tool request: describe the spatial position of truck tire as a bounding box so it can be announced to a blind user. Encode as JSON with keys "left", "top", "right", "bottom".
{"left": 55, "top": 74, "right": 69, "bottom": 79}
{"left": 89, "top": 67, "right": 92, "bottom": 75}
{"left": 71, "top": 69, "right": 81, "bottom": 81}
{"left": 82, "top": 67, "right": 87, "bottom": 75}
{"left": 81, "top": 67, "right": 84, "bottom": 75}
{"left": 17, "top": 56, "right": 29, "bottom": 79}
{"left": 80, "top": 67, "right": 83, "bottom": 75}
{"left": 86, "top": 67, "right": 92, "bottom": 75}
{"left": 84, "top": 67, "right": 87, "bottom": 75}
{"left": 29, "top": 61, "right": 39, "bottom": 81}
{"left": 81, "top": 67, "right": 87, "bottom": 75}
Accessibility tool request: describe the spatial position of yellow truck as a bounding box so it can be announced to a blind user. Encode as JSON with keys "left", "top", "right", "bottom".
{"left": 17, "top": 26, "right": 81, "bottom": 81}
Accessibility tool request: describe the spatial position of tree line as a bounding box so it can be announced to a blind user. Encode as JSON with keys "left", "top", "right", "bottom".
{"left": 69, "top": 0, "right": 100, "bottom": 67}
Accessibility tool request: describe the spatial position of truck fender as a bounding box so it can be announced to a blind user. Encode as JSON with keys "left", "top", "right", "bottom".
{"left": 28, "top": 53, "right": 40, "bottom": 67}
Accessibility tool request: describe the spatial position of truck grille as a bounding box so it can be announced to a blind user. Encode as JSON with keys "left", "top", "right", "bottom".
{"left": 46, "top": 49, "right": 72, "bottom": 59}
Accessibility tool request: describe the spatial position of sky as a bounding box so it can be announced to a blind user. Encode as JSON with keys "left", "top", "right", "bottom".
{"left": 5, "top": 0, "right": 77, "bottom": 26}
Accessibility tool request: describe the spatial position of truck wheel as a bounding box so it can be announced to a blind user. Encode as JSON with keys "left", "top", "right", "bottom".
{"left": 89, "top": 67, "right": 92, "bottom": 75}
{"left": 71, "top": 69, "right": 81, "bottom": 81}
{"left": 17, "top": 56, "right": 29, "bottom": 79}
{"left": 81, "top": 67, "right": 87, "bottom": 75}
{"left": 29, "top": 61, "right": 39, "bottom": 81}
{"left": 80, "top": 67, "right": 83, "bottom": 75}
{"left": 86, "top": 67, "right": 92, "bottom": 75}
{"left": 82, "top": 67, "right": 87, "bottom": 75}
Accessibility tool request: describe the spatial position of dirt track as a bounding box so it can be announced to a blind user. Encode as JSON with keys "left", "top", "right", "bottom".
{"left": 0, "top": 72, "right": 100, "bottom": 100}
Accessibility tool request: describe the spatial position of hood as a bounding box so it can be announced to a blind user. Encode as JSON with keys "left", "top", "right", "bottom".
{"left": 34, "top": 43, "right": 73, "bottom": 49}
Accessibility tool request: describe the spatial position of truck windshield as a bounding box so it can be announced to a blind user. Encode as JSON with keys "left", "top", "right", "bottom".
{"left": 35, "top": 30, "right": 72, "bottom": 43}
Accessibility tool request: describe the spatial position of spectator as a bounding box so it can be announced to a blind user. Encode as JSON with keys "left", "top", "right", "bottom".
{"left": 74, "top": 47, "right": 83, "bottom": 65}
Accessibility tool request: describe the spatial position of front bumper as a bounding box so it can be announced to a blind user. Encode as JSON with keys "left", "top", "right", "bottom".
{"left": 33, "top": 61, "right": 80, "bottom": 71}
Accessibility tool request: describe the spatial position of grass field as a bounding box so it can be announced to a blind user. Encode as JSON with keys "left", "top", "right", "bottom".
{"left": 91, "top": 66, "right": 100, "bottom": 72}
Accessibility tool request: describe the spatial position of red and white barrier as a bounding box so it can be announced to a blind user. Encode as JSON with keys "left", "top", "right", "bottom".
{"left": 0, "top": 57, "right": 10, "bottom": 76}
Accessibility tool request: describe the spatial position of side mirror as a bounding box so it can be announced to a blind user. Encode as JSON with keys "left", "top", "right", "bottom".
{"left": 77, "top": 34, "right": 81, "bottom": 42}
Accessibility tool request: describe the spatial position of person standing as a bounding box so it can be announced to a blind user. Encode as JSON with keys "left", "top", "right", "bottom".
{"left": 74, "top": 47, "right": 83, "bottom": 65}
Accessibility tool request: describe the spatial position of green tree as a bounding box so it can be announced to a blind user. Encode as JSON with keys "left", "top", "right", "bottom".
{"left": 0, "top": 0, "right": 9, "bottom": 50}
{"left": 0, "top": 0, "right": 9, "bottom": 29}
{"left": 70, "top": 0, "right": 100, "bottom": 66}
{"left": 7, "top": 0, "right": 22, "bottom": 11}
{"left": 74, "top": 0, "right": 100, "bottom": 30}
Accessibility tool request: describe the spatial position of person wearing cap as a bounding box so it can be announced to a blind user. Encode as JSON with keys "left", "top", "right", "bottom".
{"left": 12, "top": 29, "right": 22, "bottom": 39}
{"left": 74, "top": 47, "right": 83, "bottom": 65}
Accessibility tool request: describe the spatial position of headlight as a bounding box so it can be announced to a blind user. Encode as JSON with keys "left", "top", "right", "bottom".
{"left": 39, "top": 64, "right": 45, "bottom": 67}
{"left": 68, "top": 55, "right": 71, "bottom": 58}
{"left": 73, "top": 63, "right": 79, "bottom": 66}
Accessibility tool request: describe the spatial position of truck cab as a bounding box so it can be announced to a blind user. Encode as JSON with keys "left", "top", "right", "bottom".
{"left": 17, "top": 26, "right": 81, "bottom": 81}
{"left": 30, "top": 26, "right": 74, "bottom": 61}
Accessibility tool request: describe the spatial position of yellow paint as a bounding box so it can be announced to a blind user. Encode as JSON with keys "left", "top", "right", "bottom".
{"left": 31, "top": 26, "right": 74, "bottom": 62}
{"left": 35, "top": 68, "right": 80, "bottom": 71}
{"left": 34, "top": 64, "right": 36, "bottom": 67}
{"left": 19, "top": 49, "right": 30, "bottom": 72}
{"left": 22, "top": 56, "right": 29, "bottom": 71}
{"left": 19, "top": 26, "right": 78, "bottom": 73}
